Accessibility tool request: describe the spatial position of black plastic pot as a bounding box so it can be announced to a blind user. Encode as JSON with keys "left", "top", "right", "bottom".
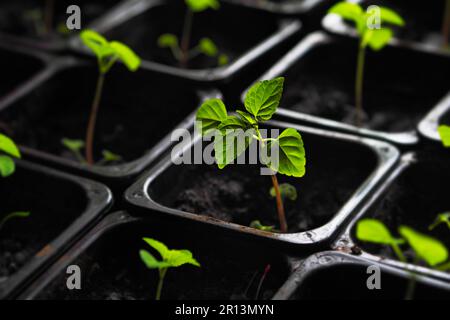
{"left": 0, "top": 160, "right": 112, "bottom": 299}
{"left": 322, "top": 0, "right": 450, "bottom": 56}
{"left": 19, "top": 211, "right": 291, "bottom": 300}
{"left": 0, "top": 55, "right": 218, "bottom": 188}
{"left": 246, "top": 32, "right": 450, "bottom": 146}
{"left": 418, "top": 92, "right": 450, "bottom": 144}
{"left": 332, "top": 152, "right": 450, "bottom": 284}
{"left": 273, "top": 251, "right": 450, "bottom": 300}
{"left": 0, "top": 0, "right": 129, "bottom": 52}
{"left": 125, "top": 119, "right": 399, "bottom": 247}
{"left": 70, "top": 0, "right": 302, "bottom": 85}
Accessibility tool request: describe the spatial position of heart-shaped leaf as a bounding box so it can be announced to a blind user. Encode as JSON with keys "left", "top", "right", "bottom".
{"left": 244, "top": 77, "right": 284, "bottom": 121}
{"left": 196, "top": 99, "right": 228, "bottom": 136}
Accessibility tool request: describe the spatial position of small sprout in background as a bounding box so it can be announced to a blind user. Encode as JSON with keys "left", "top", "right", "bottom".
{"left": 196, "top": 77, "right": 306, "bottom": 233}
{"left": 0, "top": 134, "right": 21, "bottom": 178}
{"left": 438, "top": 125, "right": 450, "bottom": 147}
{"left": 80, "top": 30, "right": 141, "bottom": 165}
{"left": 357, "top": 218, "right": 450, "bottom": 299}
{"left": 328, "top": 2, "right": 404, "bottom": 127}
{"left": 61, "top": 137, "right": 122, "bottom": 166}
{"left": 139, "top": 238, "right": 200, "bottom": 300}
{"left": 157, "top": 0, "right": 227, "bottom": 67}
{"left": 270, "top": 183, "right": 297, "bottom": 202}
{"left": 429, "top": 213, "right": 450, "bottom": 231}
{"left": 250, "top": 220, "right": 275, "bottom": 232}
{"left": 443, "top": 0, "right": 450, "bottom": 48}
{"left": 0, "top": 212, "right": 31, "bottom": 231}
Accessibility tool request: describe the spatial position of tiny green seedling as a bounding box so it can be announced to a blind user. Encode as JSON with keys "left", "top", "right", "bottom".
{"left": 0, "top": 133, "right": 21, "bottom": 178}
{"left": 61, "top": 138, "right": 122, "bottom": 166}
{"left": 196, "top": 77, "right": 306, "bottom": 233}
{"left": 139, "top": 238, "right": 200, "bottom": 300}
{"left": 250, "top": 220, "right": 275, "bottom": 232}
{"left": 328, "top": 2, "right": 404, "bottom": 126}
{"left": 430, "top": 212, "right": 450, "bottom": 231}
{"left": 157, "top": 0, "right": 228, "bottom": 67}
{"left": 78, "top": 30, "right": 141, "bottom": 165}
{"left": 438, "top": 125, "right": 450, "bottom": 147}
{"left": 357, "top": 218, "right": 450, "bottom": 299}
{"left": 0, "top": 212, "right": 31, "bottom": 231}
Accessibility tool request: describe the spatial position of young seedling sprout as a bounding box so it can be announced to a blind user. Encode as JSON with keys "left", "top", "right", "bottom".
{"left": 196, "top": 77, "right": 306, "bottom": 233}
{"left": 357, "top": 219, "right": 450, "bottom": 299}
{"left": 139, "top": 238, "right": 200, "bottom": 300}
{"left": 328, "top": 2, "right": 404, "bottom": 127}
{"left": 430, "top": 213, "right": 450, "bottom": 230}
{"left": 0, "top": 134, "right": 30, "bottom": 230}
{"left": 157, "top": 0, "right": 228, "bottom": 67}
{"left": 74, "top": 30, "right": 140, "bottom": 165}
{"left": 61, "top": 138, "right": 122, "bottom": 166}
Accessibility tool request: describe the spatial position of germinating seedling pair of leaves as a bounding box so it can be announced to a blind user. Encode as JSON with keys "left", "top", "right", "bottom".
{"left": 0, "top": 134, "right": 30, "bottom": 231}
{"left": 357, "top": 219, "right": 450, "bottom": 299}
{"left": 196, "top": 77, "right": 306, "bottom": 233}
{"left": 61, "top": 30, "right": 141, "bottom": 165}
{"left": 328, "top": 2, "right": 404, "bottom": 127}
{"left": 139, "top": 238, "right": 200, "bottom": 300}
{"left": 158, "top": 0, "right": 228, "bottom": 67}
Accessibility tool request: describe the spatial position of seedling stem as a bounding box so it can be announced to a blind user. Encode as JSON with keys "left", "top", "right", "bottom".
{"left": 156, "top": 268, "right": 168, "bottom": 301}
{"left": 270, "top": 175, "right": 287, "bottom": 233}
{"left": 443, "top": 0, "right": 450, "bottom": 48}
{"left": 44, "top": 0, "right": 54, "bottom": 35}
{"left": 180, "top": 9, "right": 194, "bottom": 67}
{"left": 86, "top": 73, "right": 105, "bottom": 165}
{"left": 355, "top": 43, "right": 366, "bottom": 127}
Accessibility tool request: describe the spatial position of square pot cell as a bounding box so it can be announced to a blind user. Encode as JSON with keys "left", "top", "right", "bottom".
{"left": 0, "top": 45, "right": 44, "bottom": 100}
{"left": 21, "top": 211, "right": 290, "bottom": 300}
{"left": 0, "top": 0, "right": 122, "bottom": 39}
{"left": 0, "top": 160, "right": 112, "bottom": 299}
{"left": 0, "top": 57, "right": 210, "bottom": 183}
{"left": 323, "top": 0, "right": 450, "bottom": 52}
{"left": 79, "top": 0, "right": 301, "bottom": 82}
{"left": 345, "top": 153, "right": 450, "bottom": 278}
{"left": 125, "top": 120, "right": 399, "bottom": 246}
{"left": 275, "top": 253, "right": 450, "bottom": 300}
{"left": 418, "top": 93, "right": 450, "bottom": 144}
{"left": 254, "top": 32, "right": 450, "bottom": 145}
{"left": 222, "top": 0, "right": 333, "bottom": 16}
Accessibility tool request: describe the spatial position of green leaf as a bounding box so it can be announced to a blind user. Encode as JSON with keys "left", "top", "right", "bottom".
{"left": 198, "top": 38, "right": 218, "bottom": 57}
{"left": 378, "top": 7, "right": 405, "bottom": 26}
{"left": 214, "top": 127, "right": 254, "bottom": 169}
{"left": 250, "top": 220, "right": 275, "bottom": 232}
{"left": 61, "top": 138, "right": 84, "bottom": 153}
{"left": 185, "top": 0, "right": 219, "bottom": 12}
{"left": 110, "top": 41, "right": 141, "bottom": 71}
{"left": 363, "top": 28, "right": 393, "bottom": 51}
{"left": 0, "top": 156, "right": 15, "bottom": 177}
{"left": 0, "top": 211, "right": 30, "bottom": 230}
{"left": 139, "top": 250, "right": 171, "bottom": 269}
{"left": 399, "top": 226, "right": 449, "bottom": 267}
{"left": 196, "top": 99, "right": 228, "bottom": 136}
{"left": 262, "top": 128, "right": 306, "bottom": 177}
{"left": 101, "top": 150, "right": 122, "bottom": 163}
{"left": 167, "top": 250, "right": 201, "bottom": 268}
{"left": 244, "top": 77, "right": 284, "bottom": 121}
{"left": 80, "top": 29, "right": 110, "bottom": 58}
{"left": 270, "top": 183, "right": 297, "bottom": 201}
{"left": 356, "top": 219, "right": 403, "bottom": 245}
{"left": 429, "top": 213, "right": 450, "bottom": 231}
{"left": 218, "top": 54, "right": 228, "bottom": 66}
{"left": 438, "top": 125, "right": 450, "bottom": 148}
{"left": 217, "top": 115, "right": 247, "bottom": 132}
{"left": 236, "top": 110, "right": 257, "bottom": 126}
{"left": 143, "top": 238, "right": 171, "bottom": 260}
{"left": 158, "top": 34, "right": 178, "bottom": 48}
{"left": 328, "top": 2, "right": 364, "bottom": 33}
{"left": 0, "top": 134, "right": 20, "bottom": 158}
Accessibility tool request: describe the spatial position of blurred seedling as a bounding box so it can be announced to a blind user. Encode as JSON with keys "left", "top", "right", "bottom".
{"left": 139, "top": 238, "right": 200, "bottom": 300}
{"left": 328, "top": 2, "right": 404, "bottom": 126}
{"left": 61, "top": 138, "right": 122, "bottom": 166}
{"left": 196, "top": 77, "right": 306, "bottom": 233}
{"left": 430, "top": 213, "right": 450, "bottom": 231}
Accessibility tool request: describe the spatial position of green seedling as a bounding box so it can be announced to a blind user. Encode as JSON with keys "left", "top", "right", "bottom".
{"left": 328, "top": 2, "right": 404, "bottom": 126}
{"left": 357, "top": 219, "right": 450, "bottom": 299}
{"left": 157, "top": 0, "right": 228, "bottom": 67}
{"left": 270, "top": 182, "right": 297, "bottom": 201}
{"left": 438, "top": 125, "right": 450, "bottom": 147}
{"left": 430, "top": 213, "right": 450, "bottom": 231}
{"left": 250, "top": 220, "right": 275, "bottom": 232}
{"left": 139, "top": 238, "right": 200, "bottom": 300}
{"left": 0, "top": 212, "right": 31, "bottom": 231}
{"left": 196, "top": 77, "right": 306, "bottom": 233}
{"left": 79, "top": 30, "right": 141, "bottom": 165}
{"left": 443, "top": 0, "right": 450, "bottom": 48}
{"left": 0, "top": 134, "right": 21, "bottom": 178}
{"left": 61, "top": 138, "right": 122, "bottom": 166}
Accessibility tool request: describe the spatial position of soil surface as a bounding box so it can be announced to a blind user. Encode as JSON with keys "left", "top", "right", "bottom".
{"left": 104, "top": 2, "right": 280, "bottom": 70}
{"left": 36, "top": 220, "right": 289, "bottom": 300}
{"left": 150, "top": 131, "right": 377, "bottom": 233}
{"left": 0, "top": 166, "right": 86, "bottom": 281}
{"left": 353, "top": 152, "right": 450, "bottom": 267}
{"left": 281, "top": 40, "right": 450, "bottom": 132}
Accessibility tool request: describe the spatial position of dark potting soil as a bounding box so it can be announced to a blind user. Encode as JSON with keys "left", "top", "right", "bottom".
{"left": 0, "top": 64, "right": 199, "bottom": 165}
{"left": 149, "top": 130, "right": 377, "bottom": 233}
{"left": 104, "top": 2, "right": 281, "bottom": 70}
{"left": 0, "top": 165, "right": 87, "bottom": 280}
{"left": 0, "top": 0, "right": 120, "bottom": 39}
{"left": 362, "top": 0, "right": 448, "bottom": 46}
{"left": 353, "top": 152, "right": 450, "bottom": 267}
{"left": 281, "top": 40, "right": 450, "bottom": 132}
{"left": 292, "top": 263, "right": 450, "bottom": 299}
{"left": 36, "top": 220, "right": 289, "bottom": 300}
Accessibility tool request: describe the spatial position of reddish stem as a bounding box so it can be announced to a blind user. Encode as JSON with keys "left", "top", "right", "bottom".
{"left": 180, "top": 9, "right": 193, "bottom": 68}
{"left": 255, "top": 264, "right": 271, "bottom": 300}
{"left": 270, "top": 174, "right": 288, "bottom": 233}
{"left": 85, "top": 73, "right": 105, "bottom": 165}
